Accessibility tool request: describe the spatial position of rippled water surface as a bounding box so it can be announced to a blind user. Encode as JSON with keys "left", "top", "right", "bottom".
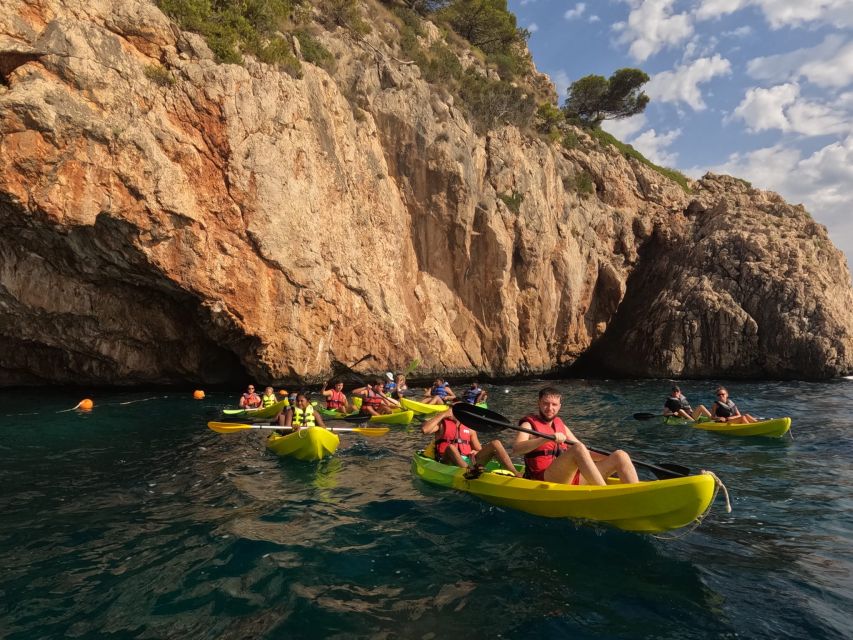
{"left": 1, "top": 380, "right": 851, "bottom": 639}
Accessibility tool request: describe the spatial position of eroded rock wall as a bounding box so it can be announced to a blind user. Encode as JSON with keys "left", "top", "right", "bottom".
{"left": 0, "top": 0, "right": 851, "bottom": 385}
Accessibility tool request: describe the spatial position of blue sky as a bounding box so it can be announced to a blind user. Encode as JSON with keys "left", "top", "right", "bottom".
{"left": 509, "top": 0, "right": 853, "bottom": 265}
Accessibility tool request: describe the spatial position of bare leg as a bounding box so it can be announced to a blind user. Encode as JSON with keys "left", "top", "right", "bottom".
{"left": 590, "top": 449, "right": 639, "bottom": 484}
{"left": 693, "top": 405, "right": 712, "bottom": 420}
{"left": 544, "top": 443, "right": 606, "bottom": 486}
{"left": 677, "top": 409, "right": 693, "bottom": 420}
{"left": 475, "top": 440, "right": 521, "bottom": 477}
{"left": 440, "top": 444, "right": 469, "bottom": 469}
{"left": 361, "top": 406, "right": 380, "bottom": 416}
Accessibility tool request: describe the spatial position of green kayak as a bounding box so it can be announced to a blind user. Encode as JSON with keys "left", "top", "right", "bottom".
{"left": 663, "top": 415, "right": 791, "bottom": 437}
{"left": 317, "top": 407, "right": 415, "bottom": 425}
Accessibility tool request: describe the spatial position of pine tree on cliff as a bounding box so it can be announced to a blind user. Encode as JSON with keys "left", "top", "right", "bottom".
{"left": 563, "top": 68, "right": 650, "bottom": 128}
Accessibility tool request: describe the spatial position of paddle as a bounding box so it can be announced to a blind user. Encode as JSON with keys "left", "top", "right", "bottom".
{"left": 634, "top": 412, "right": 698, "bottom": 423}
{"left": 207, "top": 421, "right": 389, "bottom": 437}
{"left": 452, "top": 404, "right": 693, "bottom": 480}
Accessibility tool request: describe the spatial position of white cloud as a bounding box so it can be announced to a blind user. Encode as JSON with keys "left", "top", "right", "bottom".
{"left": 617, "top": 0, "right": 693, "bottom": 62}
{"left": 696, "top": 0, "right": 853, "bottom": 28}
{"left": 747, "top": 35, "right": 852, "bottom": 88}
{"left": 553, "top": 70, "right": 571, "bottom": 102}
{"left": 589, "top": 15, "right": 601, "bottom": 23}
{"left": 631, "top": 128, "right": 682, "bottom": 166}
{"left": 722, "top": 25, "right": 752, "bottom": 37}
{"left": 602, "top": 113, "right": 648, "bottom": 140}
{"left": 703, "top": 138, "right": 853, "bottom": 263}
{"left": 646, "top": 55, "right": 732, "bottom": 110}
{"left": 564, "top": 3, "right": 586, "bottom": 20}
{"left": 731, "top": 83, "right": 853, "bottom": 136}
{"left": 527, "top": 22, "right": 539, "bottom": 33}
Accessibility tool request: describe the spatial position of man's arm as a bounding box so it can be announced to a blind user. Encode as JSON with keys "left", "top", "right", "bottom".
{"left": 421, "top": 411, "right": 449, "bottom": 434}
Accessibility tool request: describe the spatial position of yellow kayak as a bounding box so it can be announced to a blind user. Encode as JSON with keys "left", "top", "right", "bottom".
{"left": 266, "top": 427, "right": 340, "bottom": 461}
{"left": 222, "top": 399, "right": 288, "bottom": 419}
{"left": 318, "top": 407, "right": 415, "bottom": 425}
{"left": 400, "top": 397, "right": 450, "bottom": 415}
{"left": 664, "top": 416, "right": 791, "bottom": 437}
{"left": 411, "top": 452, "right": 717, "bottom": 533}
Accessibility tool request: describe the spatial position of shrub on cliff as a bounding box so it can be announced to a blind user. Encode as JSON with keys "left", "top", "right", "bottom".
{"left": 563, "top": 68, "right": 649, "bottom": 128}
{"left": 459, "top": 69, "right": 535, "bottom": 134}
{"left": 157, "top": 0, "right": 302, "bottom": 73}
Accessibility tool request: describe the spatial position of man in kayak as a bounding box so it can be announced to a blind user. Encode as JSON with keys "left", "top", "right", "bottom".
{"left": 277, "top": 392, "right": 326, "bottom": 430}
{"left": 422, "top": 406, "right": 521, "bottom": 478}
{"left": 663, "top": 386, "right": 711, "bottom": 421}
{"left": 711, "top": 387, "right": 757, "bottom": 424}
{"left": 423, "top": 378, "right": 456, "bottom": 405}
{"left": 352, "top": 379, "right": 398, "bottom": 415}
{"left": 462, "top": 381, "right": 488, "bottom": 405}
{"left": 512, "top": 387, "right": 639, "bottom": 485}
{"left": 320, "top": 380, "right": 353, "bottom": 415}
{"left": 383, "top": 372, "right": 397, "bottom": 395}
{"left": 238, "top": 385, "right": 262, "bottom": 409}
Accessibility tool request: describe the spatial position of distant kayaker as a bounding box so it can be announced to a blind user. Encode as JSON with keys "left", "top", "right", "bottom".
{"left": 423, "top": 378, "right": 456, "bottom": 405}
{"left": 278, "top": 393, "right": 326, "bottom": 430}
{"left": 260, "top": 386, "right": 278, "bottom": 408}
{"left": 352, "top": 379, "right": 397, "bottom": 415}
{"left": 392, "top": 374, "right": 408, "bottom": 399}
{"left": 711, "top": 387, "right": 757, "bottom": 424}
{"left": 238, "top": 385, "right": 262, "bottom": 409}
{"left": 512, "top": 387, "right": 639, "bottom": 485}
{"left": 422, "top": 406, "right": 521, "bottom": 478}
{"left": 321, "top": 380, "right": 352, "bottom": 415}
{"left": 663, "top": 386, "right": 711, "bottom": 421}
{"left": 462, "top": 381, "right": 488, "bottom": 405}
{"left": 383, "top": 372, "right": 397, "bottom": 395}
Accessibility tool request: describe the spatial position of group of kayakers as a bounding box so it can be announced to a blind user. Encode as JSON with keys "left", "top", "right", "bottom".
{"left": 424, "top": 386, "right": 639, "bottom": 485}
{"left": 663, "top": 385, "right": 757, "bottom": 424}
{"left": 233, "top": 379, "right": 757, "bottom": 489}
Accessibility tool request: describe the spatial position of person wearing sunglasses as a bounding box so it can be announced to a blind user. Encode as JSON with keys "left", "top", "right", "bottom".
{"left": 711, "top": 387, "right": 757, "bottom": 424}
{"left": 238, "top": 384, "right": 263, "bottom": 409}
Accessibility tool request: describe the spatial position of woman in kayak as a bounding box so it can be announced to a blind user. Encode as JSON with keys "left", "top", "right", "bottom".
{"left": 663, "top": 386, "right": 711, "bottom": 421}
{"left": 422, "top": 405, "right": 520, "bottom": 478}
{"left": 238, "top": 384, "right": 262, "bottom": 409}
{"left": 392, "top": 374, "right": 408, "bottom": 399}
{"left": 320, "top": 380, "right": 353, "bottom": 415}
{"left": 711, "top": 387, "right": 757, "bottom": 424}
{"left": 423, "top": 378, "right": 456, "bottom": 405}
{"left": 512, "top": 387, "right": 639, "bottom": 485}
{"left": 277, "top": 393, "right": 326, "bottom": 430}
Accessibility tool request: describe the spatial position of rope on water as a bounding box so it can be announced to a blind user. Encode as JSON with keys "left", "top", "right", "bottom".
{"left": 652, "top": 470, "right": 731, "bottom": 541}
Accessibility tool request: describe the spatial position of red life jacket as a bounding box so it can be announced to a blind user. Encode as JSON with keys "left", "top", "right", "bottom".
{"left": 243, "top": 392, "right": 261, "bottom": 408}
{"left": 434, "top": 417, "right": 474, "bottom": 459}
{"left": 327, "top": 390, "right": 346, "bottom": 410}
{"left": 521, "top": 413, "right": 569, "bottom": 480}
{"left": 363, "top": 389, "right": 383, "bottom": 408}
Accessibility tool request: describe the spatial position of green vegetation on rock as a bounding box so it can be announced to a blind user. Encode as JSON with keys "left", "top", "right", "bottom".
{"left": 589, "top": 128, "right": 691, "bottom": 193}
{"left": 563, "top": 69, "right": 650, "bottom": 128}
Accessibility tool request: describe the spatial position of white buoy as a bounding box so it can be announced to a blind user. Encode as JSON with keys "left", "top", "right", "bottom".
{"left": 504, "top": 388, "right": 510, "bottom": 393}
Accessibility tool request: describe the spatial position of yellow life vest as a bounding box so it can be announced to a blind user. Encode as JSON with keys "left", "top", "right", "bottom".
{"left": 292, "top": 405, "right": 316, "bottom": 427}
{"left": 261, "top": 393, "right": 277, "bottom": 408}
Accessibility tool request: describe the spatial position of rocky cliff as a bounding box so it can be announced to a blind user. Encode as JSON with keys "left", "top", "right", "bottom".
{"left": 1, "top": 0, "right": 851, "bottom": 386}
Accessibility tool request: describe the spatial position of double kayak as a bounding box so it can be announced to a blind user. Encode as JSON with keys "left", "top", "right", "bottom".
{"left": 411, "top": 452, "right": 717, "bottom": 533}
{"left": 266, "top": 427, "right": 339, "bottom": 460}
{"left": 400, "top": 397, "right": 487, "bottom": 415}
{"left": 663, "top": 416, "right": 791, "bottom": 437}
{"left": 223, "top": 399, "right": 288, "bottom": 420}
{"left": 317, "top": 407, "right": 415, "bottom": 425}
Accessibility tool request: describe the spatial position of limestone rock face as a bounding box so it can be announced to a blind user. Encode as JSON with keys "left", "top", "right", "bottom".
{"left": 0, "top": 0, "right": 851, "bottom": 385}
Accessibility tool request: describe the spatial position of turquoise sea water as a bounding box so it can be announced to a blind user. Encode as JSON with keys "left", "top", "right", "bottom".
{"left": 1, "top": 379, "right": 851, "bottom": 639}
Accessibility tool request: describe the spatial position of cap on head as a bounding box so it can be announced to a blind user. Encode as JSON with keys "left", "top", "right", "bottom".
{"left": 386, "top": 372, "right": 394, "bottom": 381}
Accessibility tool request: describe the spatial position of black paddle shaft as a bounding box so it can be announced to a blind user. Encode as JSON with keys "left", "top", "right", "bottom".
{"left": 452, "top": 403, "right": 691, "bottom": 480}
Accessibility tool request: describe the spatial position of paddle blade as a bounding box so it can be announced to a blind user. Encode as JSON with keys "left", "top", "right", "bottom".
{"left": 633, "top": 412, "right": 658, "bottom": 420}
{"left": 452, "top": 403, "right": 512, "bottom": 432}
{"left": 654, "top": 463, "right": 692, "bottom": 477}
{"left": 208, "top": 421, "right": 254, "bottom": 433}
{"left": 350, "top": 427, "right": 389, "bottom": 437}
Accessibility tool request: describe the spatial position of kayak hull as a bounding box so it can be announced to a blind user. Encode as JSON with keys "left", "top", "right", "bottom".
{"left": 400, "top": 397, "right": 487, "bottom": 415}
{"left": 266, "top": 427, "right": 339, "bottom": 461}
{"left": 318, "top": 407, "right": 415, "bottom": 425}
{"left": 411, "top": 453, "right": 716, "bottom": 533}
{"left": 664, "top": 416, "right": 791, "bottom": 437}
{"left": 223, "top": 399, "right": 288, "bottom": 420}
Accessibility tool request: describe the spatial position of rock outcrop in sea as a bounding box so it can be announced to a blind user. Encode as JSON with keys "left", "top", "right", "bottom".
{"left": 1, "top": 0, "right": 851, "bottom": 385}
